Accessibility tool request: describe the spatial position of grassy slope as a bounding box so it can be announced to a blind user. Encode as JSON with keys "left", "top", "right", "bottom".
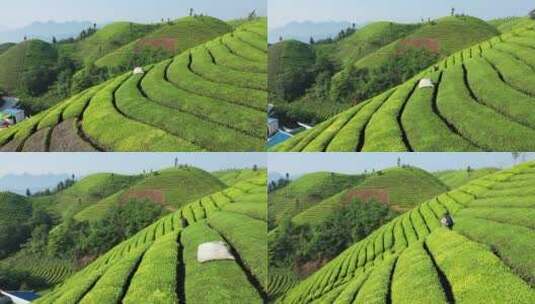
{"left": 95, "top": 16, "right": 232, "bottom": 69}
{"left": 355, "top": 16, "right": 499, "bottom": 70}
{"left": 434, "top": 168, "right": 499, "bottom": 189}
{"left": 0, "top": 43, "right": 15, "bottom": 55}
{"left": 290, "top": 167, "right": 448, "bottom": 227}
{"left": 32, "top": 171, "right": 267, "bottom": 304}
{"left": 279, "top": 162, "right": 535, "bottom": 303}
{"left": 0, "top": 39, "right": 58, "bottom": 93}
{"left": 269, "top": 172, "right": 365, "bottom": 227}
{"left": 75, "top": 167, "right": 226, "bottom": 221}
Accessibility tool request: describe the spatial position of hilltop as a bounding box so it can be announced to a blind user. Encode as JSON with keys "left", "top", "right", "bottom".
{"left": 0, "top": 40, "right": 58, "bottom": 94}
{"left": 276, "top": 161, "right": 535, "bottom": 303}
{"left": 95, "top": 16, "right": 232, "bottom": 71}
{"left": 0, "top": 18, "right": 267, "bottom": 152}
{"left": 272, "top": 20, "right": 535, "bottom": 151}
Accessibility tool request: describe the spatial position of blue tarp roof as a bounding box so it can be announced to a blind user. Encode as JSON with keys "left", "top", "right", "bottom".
{"left": 6, "top": 291, "right": 40, "bottom": 301}
{"left": 266, "top": 131, "right": 292, "bottom": 148}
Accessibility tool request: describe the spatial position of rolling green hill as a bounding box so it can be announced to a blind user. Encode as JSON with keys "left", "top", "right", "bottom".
{"left": 30, "top": 172, "right": 267, "bottom": 304}
{"left": 435, "top": 167, "right": 499, "bottom": 189}
{"left": 289, "top": 167, "right": 448, "bottom": 227}
{"left": 273, "top": 22, "right": 535, "bottom": 152}
{"left": 95, "top": 16, "right": 232, "bottom": 70}
{"left": 268, "top": 172, "right": 365, "bottom": 227}
{"left": 277, "top": 161, "right": 535, "bottom": 303}
{"left": 0, "top": 39, "right": 58, "bottom": 93}
{"left": 0, "top": 18, "right": 267, "bottom": 152}
{"left": 268, "top": 39, "right": 316, "bottom": 101}
{"left": 334, "top": 22, "right": 420, "bottom": 66}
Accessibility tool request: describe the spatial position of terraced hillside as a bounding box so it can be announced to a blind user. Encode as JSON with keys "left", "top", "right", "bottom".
{"left": 0, "top": 19, "right": 267, "bottom": 152}
{"left": 435, "top": 167, "right": 499, "bottom": 189}
{"left": 277, "top": 161, "right": 535, "bottom": 303}
{"left": 273, "top": 22, "right": 535, "bottom": 151}
{"left": 32, "top": 172, "right": 267, "bottom": 304}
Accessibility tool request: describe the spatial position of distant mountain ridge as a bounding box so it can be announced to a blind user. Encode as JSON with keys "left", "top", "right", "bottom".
{"left": 0, "top": 173, "right": 71, "bottom": 194}
{"left": 269, "top": 20, "right": 354, "bottom": 43}
{"left": 0, "top": 21, "right": 93, "bottom": 43}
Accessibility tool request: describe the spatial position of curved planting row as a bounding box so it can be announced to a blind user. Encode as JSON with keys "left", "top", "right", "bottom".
{"left": 273, "top": 25, "right": 535, "bottom": 152}
{"left": 0, "top": 253, "right": 73, "bottom": 286}
{"left": 34, "top": 173, "right": 267, "bottom": 304}
{"left": 278, "top": 161, "right": 535, "bottom": 303}
{"left": 0, "top": 19, "right": 267, "bottom": 152}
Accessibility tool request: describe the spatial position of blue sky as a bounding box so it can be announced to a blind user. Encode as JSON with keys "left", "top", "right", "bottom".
{"left": 0, "top": 153, "right": 266, "bottom": 177}
{"left": 269, "top": 0, "right": 534, "bottom": 28}
{"left": 0, "top": 0, "right": 266, "bottom": 29}
{"left": 269, "top": 153, "right": 535, "bottom": 177}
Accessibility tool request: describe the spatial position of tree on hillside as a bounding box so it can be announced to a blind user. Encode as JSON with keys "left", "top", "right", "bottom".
{"left": 451, "top": 7, "right": 455, "bottom": 16}
{"left": 189, "top": 8, "right": 194, "bottom": 16}
{"left": 467, "top": 166, "right": 472, "bottom": 174}
{"left": 26, "top": 189, "right": 31, "bottom": 197}
{"left": 253, "top": 164, "right": 258, "bottom": 171}
{"left": 309, "top": 37, "right": 315, "bottom": 45}
{"left": 52, "top": 36, "right": 57, "bottom": 44}
{"left": 397, "top": 157, "right": 401, "bottom": 167}
{"left": 175, "top": 157, "right": 178, "bottom": 167}
{"left": 530, "top": 9, "right": 535, "bottom": 19}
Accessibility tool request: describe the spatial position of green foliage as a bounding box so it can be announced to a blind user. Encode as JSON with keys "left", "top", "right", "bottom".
{"left": 269, "top": 199, "right": 396, "bottom": 274}
{"left": 46, "top": 199, "right": 165, "bottom": 260}
{"left": 268, "top": 40, "right": 316, "bottom": 101}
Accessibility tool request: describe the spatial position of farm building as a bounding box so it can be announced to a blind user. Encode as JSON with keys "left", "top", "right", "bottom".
{"left": 0, "top": 109, "right": 26, "bottom": 127}
{"left": 0, "top": 290, "right": 40, "bottom": 304}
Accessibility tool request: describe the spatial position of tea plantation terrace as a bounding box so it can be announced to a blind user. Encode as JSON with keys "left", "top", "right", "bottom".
{"left": 276, "top": 161, "right": 535, "bottom": 303}
{"left": 0, "top": 19, "right": 267, "bottom": 152}
{"left": 32, "top": 173, "right": 268, "bottom": 304}
{"left": 272, "top": 23, "right": 535, "bottom": 152}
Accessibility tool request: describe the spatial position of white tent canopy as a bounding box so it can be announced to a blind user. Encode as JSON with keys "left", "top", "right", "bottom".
{"left": 197, "top": 241, "right": 235, "bottom": 263}
{"left": 133, "top": 67, "right": 144, "bottom": 75}
{"left": 418, "top": 78, "right": 434, "bottom": 88}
